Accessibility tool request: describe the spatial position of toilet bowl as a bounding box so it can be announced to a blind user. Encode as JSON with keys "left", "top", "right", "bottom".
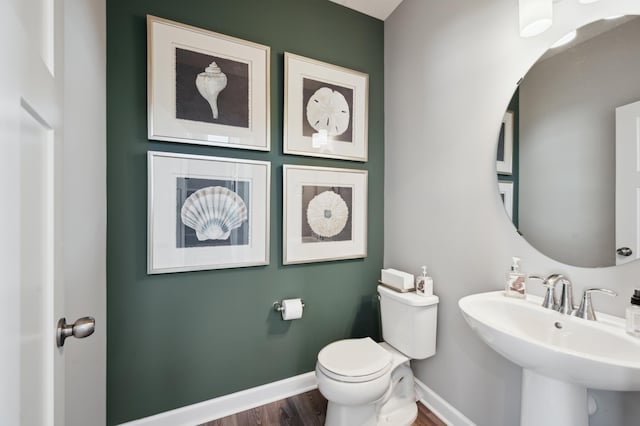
{"left": 316, "top": 338, "right": 418, "bottom": 426}
{"left": 316, "top": 286, "right": 439, "bottom": 426}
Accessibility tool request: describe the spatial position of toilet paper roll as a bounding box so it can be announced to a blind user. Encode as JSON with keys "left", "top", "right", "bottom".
{"left": 281, "top": 298, "right": 304, "bottom": 320}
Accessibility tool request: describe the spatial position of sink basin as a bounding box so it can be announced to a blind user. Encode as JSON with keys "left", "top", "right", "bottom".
{"left": 459, "top": 291, "right": 640, "bottom": 425}
{"left": 459, "top": 291, "right": 640, "bottom": 391}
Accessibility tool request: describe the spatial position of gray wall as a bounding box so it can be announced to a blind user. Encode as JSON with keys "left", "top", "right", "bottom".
{"left": 384, "top": 1, "right": 640, "bottom": 425}
{"left": 519, "top": 18, "right": 640, "bottom": 268}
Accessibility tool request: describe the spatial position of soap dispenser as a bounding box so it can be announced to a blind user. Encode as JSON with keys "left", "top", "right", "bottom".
{"left": 415, "top": 265, "right": 433, "bottom": 296}
{"left": 626, "top": 289, "right": 640, "bottom": 337}
{"left": 505, "top": 257, "right": 526, "bottom": 299}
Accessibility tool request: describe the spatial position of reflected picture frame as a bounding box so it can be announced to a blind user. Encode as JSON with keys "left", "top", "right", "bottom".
{"left": 283, "top": 164, "right": 367, "bottom": 265}
{"left": 148, "top": 151, "right": 270, "bottom": 274}
{"left": 498, "top": 180, "right": 514, "bottom": 220}
{"left": 147, "top": 15, "right": 270, "bottom": 151}
{"left": 284, "top": 52, "right": 368, "bottom": 162}
{"left": 497, "top": 110, "right": 514, "bottom": 175}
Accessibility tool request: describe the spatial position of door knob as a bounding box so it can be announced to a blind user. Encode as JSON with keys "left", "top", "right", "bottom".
{"left": 617, "top": 247, "right": 633, "bottom": 257}
{"left": 56, "top": 316, "right": 95, "bottom": 347}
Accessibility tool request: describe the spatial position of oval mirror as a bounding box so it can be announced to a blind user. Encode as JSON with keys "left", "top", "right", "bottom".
{"left": 497, "top": 16, "right": 640, "bottom": 268}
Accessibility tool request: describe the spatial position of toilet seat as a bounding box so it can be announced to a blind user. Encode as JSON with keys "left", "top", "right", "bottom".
{"left": 317, "top": 337, "right": 392, "bottom": 383}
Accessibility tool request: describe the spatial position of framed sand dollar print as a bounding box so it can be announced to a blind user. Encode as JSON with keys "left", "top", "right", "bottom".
{"left": 284, "top": 53, "right": 368, "bottom": 161}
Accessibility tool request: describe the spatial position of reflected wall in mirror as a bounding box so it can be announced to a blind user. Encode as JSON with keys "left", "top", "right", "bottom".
{"left": 498, "top": 16, "right": 640, "bottom": 268}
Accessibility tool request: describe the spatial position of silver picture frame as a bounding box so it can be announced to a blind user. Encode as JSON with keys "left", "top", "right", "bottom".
{"left": 148, "top": 151, "right": 270, "bottom": 274}
{"left": 498, "top": 180, "right": 514, "bottom": 220}
{"left": 284, "top": 52, "right": 369, "bottom": 162}
{"left": 283, "top": 164, "right": 367, "bottom": 264}
{"left": 497, "top": 110, "right": 514, "bottom": 175}
{"left": 147, "top": 15, "right": 270, "bottom": 151}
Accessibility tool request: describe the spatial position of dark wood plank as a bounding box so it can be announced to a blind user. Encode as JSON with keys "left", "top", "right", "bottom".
{"left": 288, "top": 390, "right": 326, "bottom": 426}
{"left": 413, "top": 400, "right": 447, "bottom": 426}
{"left": 201, "top": 389, "right": 444, "bottom": 426}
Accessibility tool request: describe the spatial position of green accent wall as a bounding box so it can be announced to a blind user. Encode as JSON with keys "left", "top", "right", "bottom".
{"left": 106, "top": 0, "right": 384, "bottom": 424}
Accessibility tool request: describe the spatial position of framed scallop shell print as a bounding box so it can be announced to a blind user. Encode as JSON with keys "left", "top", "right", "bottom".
{"left": 283, "top": 165, "right": 367, "bottom": 265}
{"left": 147, "top": 16, "right": 270, "bottom": 151}
{"left": 284, "top": 53, "right": 369, "bottom": 162}
{"left": 148, "top": 151, "right": 270, "bottom": 274}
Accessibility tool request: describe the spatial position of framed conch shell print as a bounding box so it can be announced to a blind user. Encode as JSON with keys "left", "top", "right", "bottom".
{"left": 283, "top": 165, "right": 367, "bottom": 264}
{"left": 147, "top": 16, "right": 270, "bottom": 151}
{"left": 148, "top": 151, "right": 270, "bottom": 274}
{"left": 284, "top": 53, "right": 369, "bottom": 162}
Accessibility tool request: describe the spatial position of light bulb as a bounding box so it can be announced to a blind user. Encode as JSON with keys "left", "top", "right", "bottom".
{"left": 519, "top": 0, "right": 553, "bottom": 38}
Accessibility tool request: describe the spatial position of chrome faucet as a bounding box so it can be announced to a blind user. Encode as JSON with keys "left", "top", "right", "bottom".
{"left": 552, "top": 274, "right": 575, "bottom": 315}
{"left": 528, "top": 274, "right": 573, "bottom": 314}
{"left": 529, "top": 274, "right": 617, "bottom": 320}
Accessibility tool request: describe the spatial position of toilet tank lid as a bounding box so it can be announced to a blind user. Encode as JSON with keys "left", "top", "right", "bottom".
{"left": 377, "top": 285, "right": 439, "bottom": 306}
{"left": 318, "top": 337, "right": 392, "bottom": 377}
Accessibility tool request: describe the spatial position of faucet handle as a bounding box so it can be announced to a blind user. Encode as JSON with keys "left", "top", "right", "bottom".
{"left": 574, "top": 288, "right": 617, "bottom": 321}
{"left": 528, "top": 275, "right": 557, "bottom": 309}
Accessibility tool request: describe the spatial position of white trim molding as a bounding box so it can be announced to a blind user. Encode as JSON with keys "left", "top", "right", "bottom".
{"left": 414, "top": 378, "right": 476, "bottom": 426}
{"left": 119, "top": 372, "right": 317, "bottom": 426}
{"left": 118, "top": 370, "right": 474, "bottom": 426}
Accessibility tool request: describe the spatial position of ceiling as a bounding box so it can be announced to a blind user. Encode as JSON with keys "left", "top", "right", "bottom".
{"left": 328, "top": 0, "right": 404, "bottom": 21}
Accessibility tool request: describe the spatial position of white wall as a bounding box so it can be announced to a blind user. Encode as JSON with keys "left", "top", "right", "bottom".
{"left": 519, "top": 18, "right": 640, "bottom": 268}
{"left": 384, "top": 1, "right": 640, "bottom": 425}
{"left": 63, "top": 0, "right": 106, "bottom": 425}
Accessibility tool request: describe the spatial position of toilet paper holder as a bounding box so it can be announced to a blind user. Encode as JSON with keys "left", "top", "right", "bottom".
{"left": 273, "top": 299, "right": 305, "bottom": 312}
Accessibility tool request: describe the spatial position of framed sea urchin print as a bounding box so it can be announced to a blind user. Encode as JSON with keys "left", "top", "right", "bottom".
{"left": 148, "top": 151, "right": 270, "bottom": 274}
{"left": 147, "top": 16, "right": 270, "bottom": 151}
{"left": 283, "top": 165, "right": 367, "bottom": 265}
{"left": 284, "top": 53, "right": 368, "bottom": 162}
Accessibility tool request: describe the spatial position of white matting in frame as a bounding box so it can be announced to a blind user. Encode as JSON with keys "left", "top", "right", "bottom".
{"left": 283, "top": 164, "right": 367, "bottom": 265}
{"left": 148, "top": 151, "right": 270, "bottom": 274}
{"left": 284, "top": 52, "right": 368, "bottom": 162}
{"left": 498, "top": 180, "right": 514, "bottom": 220}
{"left": 147, "top": 16, "right": 270, "bottom": 151}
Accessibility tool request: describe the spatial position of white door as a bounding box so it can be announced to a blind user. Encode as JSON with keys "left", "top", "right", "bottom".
{"left": 1, "top": 0, "right": 106, "bottom": 425}
{"left": 615, "top": 100, "right": 640, "bottom": 265}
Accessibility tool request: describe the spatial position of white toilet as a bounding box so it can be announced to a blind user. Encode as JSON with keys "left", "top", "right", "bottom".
{"left": 315, "top": 285, "right": 439, "bottom": 426}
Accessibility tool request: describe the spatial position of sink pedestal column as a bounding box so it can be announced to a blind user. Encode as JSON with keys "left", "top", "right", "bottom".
{"left": 521, "top": 369, "right": 588, "bottom": 426}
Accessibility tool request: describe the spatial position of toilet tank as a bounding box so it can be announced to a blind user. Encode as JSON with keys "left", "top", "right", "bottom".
{"left": 378, "top": 285, "right": 438, "bottom": 359}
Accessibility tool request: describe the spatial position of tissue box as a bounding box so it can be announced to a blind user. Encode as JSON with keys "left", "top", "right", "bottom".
{"left": 380, "top": 268, "right": 415, "bottom": 292}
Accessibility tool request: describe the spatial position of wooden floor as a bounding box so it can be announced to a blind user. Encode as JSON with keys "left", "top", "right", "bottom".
{"left": 201, "top": 389, "right": 446, "bottom": 426}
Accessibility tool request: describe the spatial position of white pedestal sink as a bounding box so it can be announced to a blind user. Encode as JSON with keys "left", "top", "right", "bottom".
{"left": 459, "top": 291, "right": 640, "bottom": 426}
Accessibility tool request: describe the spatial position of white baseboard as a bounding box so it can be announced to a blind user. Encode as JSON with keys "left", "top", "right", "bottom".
{"left": 118, "top": 370, "right": 473, "bottom": 426}
{"left": 119, "top": 372, "right": 317, "bottom": 426}
{"left": 414, "top": 378, "right": 476, "bottom": 426}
